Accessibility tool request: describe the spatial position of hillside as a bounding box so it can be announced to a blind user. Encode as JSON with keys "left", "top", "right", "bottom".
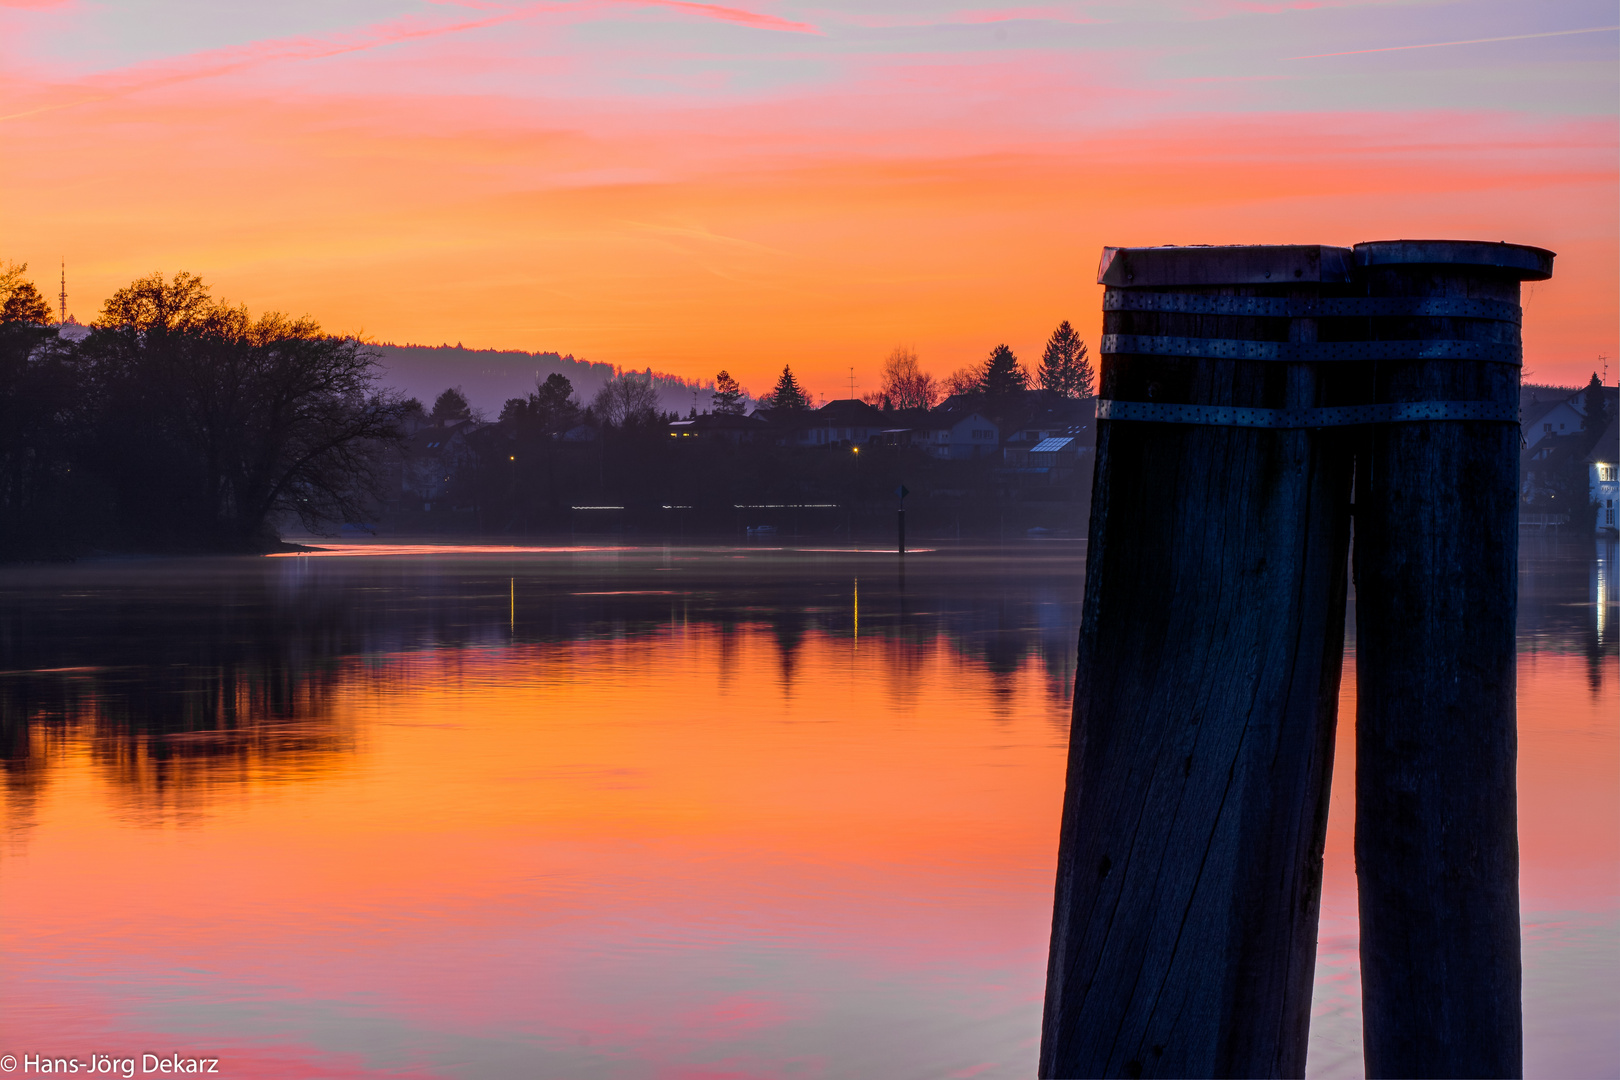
{"left": 372, "top": 342, "right": 734, "bottom": 417}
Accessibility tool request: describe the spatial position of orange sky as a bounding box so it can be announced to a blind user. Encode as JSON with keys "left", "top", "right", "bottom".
{"left": 2, "top": 2, "right": 1615, "bottom": 396}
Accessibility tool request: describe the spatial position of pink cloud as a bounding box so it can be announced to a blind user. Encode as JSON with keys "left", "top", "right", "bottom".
{"left": 1, "top": 0, "right": 818, "bottom": 125}
{"left": 618, "top": 0, "right": 819, "bottom": 34}
{"left": 949, "top": 6, "right": 1101, "bottom": 24}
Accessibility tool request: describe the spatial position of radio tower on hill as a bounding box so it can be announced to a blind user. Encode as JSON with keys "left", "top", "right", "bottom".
{"left": 59, "top": 260, "right": 67, "bottom": 324}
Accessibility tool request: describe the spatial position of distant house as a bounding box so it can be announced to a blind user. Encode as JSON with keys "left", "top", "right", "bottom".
{"left": 1001, "top": 394, "right": 1097, "bottom": 446}
{"left": 921, "top": 408, "right": 1001, "bottom": 460}
{"left": 399, "top": 418, "right": 480, "bottom": 510}
{"left": 752, "top": 397, "right": 1013, "bottom": 458}
{"left": 667, "top": 412, "right": 771, "bottom": 445}
{"left": 1587, "top": 418, "right": 1619, "bottom": 534}
{"left": 1522, "top": 384, "right": 1618, "bottom": 451}
{"left": 767, "top": 399, "right": 889, "bottom": 448}
{"left": 1000, "top": 395, "right": 1096, "bottom": 465}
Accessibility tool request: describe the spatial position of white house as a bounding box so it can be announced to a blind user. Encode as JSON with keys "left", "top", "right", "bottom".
{"left": 1588, "top": 418, "right": 1619, "bottom": 534}
{"left": 1523, "top": 387, "right": 1594, "bottom": 450}
{"left": 919, "top": 409, "right": 1000, "bottom": 460}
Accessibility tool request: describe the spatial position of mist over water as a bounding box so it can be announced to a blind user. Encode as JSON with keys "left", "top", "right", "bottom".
{"left": 1, "top": 540, "right": 1613, "bottom": 1078}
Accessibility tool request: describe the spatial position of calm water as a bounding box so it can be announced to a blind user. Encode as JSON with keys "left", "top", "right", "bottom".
{"left": 0, "top": 540, "right": 1614, "bottom": 1079}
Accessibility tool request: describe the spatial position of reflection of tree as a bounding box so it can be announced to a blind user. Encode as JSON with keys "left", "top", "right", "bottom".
{"left": 1, "top": 663, "right": 358, "bottom": 828}
{"left": 0, "top": 567, "right": 368, "bottom": 824}
{"left": 1, "top": 548, "right": 1090, "bottom": 823}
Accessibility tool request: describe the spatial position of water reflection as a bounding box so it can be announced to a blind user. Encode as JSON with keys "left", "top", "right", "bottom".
{"left": 1519, "top": 534, "right": 1620, "bottom": 692}
{"left": 0, "top": 546, "right": 1083, "bottom": 823}
{"left": 0, "top": 540, "right": 1611, "bottom": 1079}
{"left": 1, "top": 544, "right": 1088, "bottom": 1080}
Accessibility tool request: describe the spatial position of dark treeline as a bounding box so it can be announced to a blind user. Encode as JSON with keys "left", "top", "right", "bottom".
{"left": 1, "top": 265, "right": 409, "bottom": 558}
{"left": 397, "top": 330, "right": 1098, "bottom": 542}
{"left": 2, "top": 261, "right": 1100, "bottom": 554}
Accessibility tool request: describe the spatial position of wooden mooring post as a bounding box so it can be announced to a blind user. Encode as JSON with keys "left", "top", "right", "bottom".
{"left": 1042, "top": 239, "right": 1553, "bottom": 1080}
{"left": 1351, "top": 240, "right": 1552, "bottom": 1079}
{"left": 1041, "top": 246, "right": 1358, "bottom": 1078}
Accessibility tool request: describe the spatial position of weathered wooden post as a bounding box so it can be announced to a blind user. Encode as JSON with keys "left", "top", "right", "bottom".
{"left": 1351, "top": 239, "right": 1552, "bottom": 1080}
{"left": 1042, "top": 246, "right": 1359, "bottom": 1078}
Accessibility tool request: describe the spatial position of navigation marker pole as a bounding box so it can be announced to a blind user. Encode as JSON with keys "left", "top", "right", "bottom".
{"left": 895, "top": 484, "right": 909, "bottom": 554}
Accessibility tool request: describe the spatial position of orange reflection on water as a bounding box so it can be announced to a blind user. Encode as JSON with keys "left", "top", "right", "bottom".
{"left": 3, "top": 550, "right": 1613, "bottom": 1079}
{"left": 1, "top": 623, "right": 1069, "bottom": 1077}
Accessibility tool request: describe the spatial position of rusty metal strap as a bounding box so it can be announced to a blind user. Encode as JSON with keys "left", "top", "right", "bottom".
{"left": 1100, "top": 334, "right": 1522, "bottom": 365}
{"left": 1095, "top": 399, "right": 1520, "bottom": 428}
{"left": 1101, "top": 293, "right": 1522, "bottom": 323}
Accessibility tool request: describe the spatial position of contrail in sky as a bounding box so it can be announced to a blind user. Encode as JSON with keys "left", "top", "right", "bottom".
{"left": 1289, "top": 25, "right": 1618, "bottom": 60}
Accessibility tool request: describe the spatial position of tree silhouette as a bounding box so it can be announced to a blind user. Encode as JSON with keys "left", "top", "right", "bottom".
{"left": 430, "top": 387, "right": 472, "bottom": 424}
{"left": 712, "top": 370, "right": 745, "bottom": 415}
{"left": 0, "top": 263, "right": 74, "bottom": 556}
{"left": 501, "top": 373, "right": 579, "bottom": 434}
{"left": 942, "top": 365, "right": 982, "bottom": 398}
{"left": 1584, "top": 373, "right": 1608, "bottom": 430}
{"left": 878, "top": 346, "right": 938, "bottom": 410}
{"left": 0, "top": 264, "right": 53, "bottom": 326}
{"left": 97, "top": 269, "right": 214, "bottom": 333}
{"left": 80, "top": 271, "right": 408, "bottom": 548}
{"left": 1038, "top": 321, "right": 1094, "bottom": 398}
{"left": 980, "top": 343, "right": 1027, "bottom": 400}
{"left": 762, "top": 364, "right": 811, "bottom": 411}
{"left": 592, "top": 371, "right": 660, "bottom": 426}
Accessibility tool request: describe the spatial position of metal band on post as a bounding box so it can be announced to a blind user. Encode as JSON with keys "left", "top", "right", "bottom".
{"left": 1099, "top": 335, "right": 1523, "bottom": 365}
{"left": 1101, "top": 292, "right": 1523, "bottom": 323}
{"left": 1095, "top": 399, "right": 1520, "bottom": 428}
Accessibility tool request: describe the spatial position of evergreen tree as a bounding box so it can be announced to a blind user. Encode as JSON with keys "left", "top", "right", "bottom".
{"left": 762, "top": 364, "right": 811, "bottom": 411}
{"left": 501, "top": 373, "right": 580, "bottom": 433}
{"left": 1038, "top": 320, "right": 1094, "bottom": 399}
{"left": 430, "top": 387, "right": 472, "bottom": 424}
{"left": 712, "top": 370, "right": 745, "bottom": 414}
{"left": 1584, "top": 372, "right": 1608, "bottom": 430}
{"left": 534, "top": 372, "right": 578, "bottom": 426}
{"left": 979, "top": 344, "right": 1027, "bottom": 400}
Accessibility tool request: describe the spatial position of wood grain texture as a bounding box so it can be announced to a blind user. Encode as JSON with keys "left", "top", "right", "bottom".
{"left": 1041, "top": 281, "right": 1353, "bottom": 1079}
{"left": 1353, "top": 266, "right": 1523, "bottom": 1079}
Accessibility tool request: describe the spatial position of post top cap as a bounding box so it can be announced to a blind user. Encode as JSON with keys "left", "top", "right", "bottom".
{"left": 1097, "top": 245, "right": 1355, "bottom": 287}
{"left": 1352, "top": 239, "right": 1554, "bottom": 280}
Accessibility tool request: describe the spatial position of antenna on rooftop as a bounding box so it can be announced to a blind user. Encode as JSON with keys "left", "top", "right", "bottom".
{"left": 58, "top": 259, "right": 67, "bottom": 324}
{"left": 1601, "top": 354, "right": 1609, "bottom": 385}
{"left": 849, "top": 366, "right": 855, "bottom": 400}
